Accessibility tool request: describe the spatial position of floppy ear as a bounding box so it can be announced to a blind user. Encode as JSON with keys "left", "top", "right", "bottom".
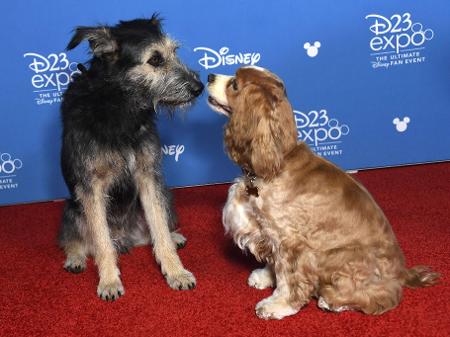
{"left": 224, "top": 83, "right": 297, "bottom": 180}
{"left": 250, "top": 114, "right": 285, "bottom": 180}
{"left": 250, "top": 97, "right": 297, "bottom": 180}
{"left": 66, "top": 26, "right": 118, "bottom": 57}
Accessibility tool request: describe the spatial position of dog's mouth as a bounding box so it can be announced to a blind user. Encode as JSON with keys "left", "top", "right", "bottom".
{"left": 153, "top": 98, "right": 196, "bottom": 116}
{"left": 158, "top": 95, "right": 199, "bottom": 109}
{"left": 208, "top": 96, "right": 232, "bottom": 116}
{"left": 162, "top": 99, "right": 194, "bottom": 107}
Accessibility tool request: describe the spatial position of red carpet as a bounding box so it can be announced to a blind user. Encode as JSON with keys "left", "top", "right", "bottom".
{"left": 0, "top": 163, "right": 449, "bottom": 337}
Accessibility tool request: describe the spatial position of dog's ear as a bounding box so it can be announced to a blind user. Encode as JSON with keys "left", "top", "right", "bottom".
{"left": 66, "top": 26, "right": 118, "bottom": 57}
{"left": 247, "top": 86, "right": 297, "bottom": 180}
{"left": 224, "top": 80, "right": 297, "bottom": 181}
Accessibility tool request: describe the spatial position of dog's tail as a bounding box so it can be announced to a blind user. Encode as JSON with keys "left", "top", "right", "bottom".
{"left": 402, "top": 265, "right": 440, "bottom": 288}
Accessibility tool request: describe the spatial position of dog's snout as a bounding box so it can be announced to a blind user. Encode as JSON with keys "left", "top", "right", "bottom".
{"left": 207, "top": 74, "right": 216, "bottom": 84}
{"left": 190, "top": 80, "right": 204, "bottom": 97}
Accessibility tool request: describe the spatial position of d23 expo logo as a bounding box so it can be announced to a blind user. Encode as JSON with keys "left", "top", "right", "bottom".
{"left": 294, "top": 109, "right": 350, "bottom": 158}
{"left": 365, "top": 12, "right": 434, "bottom": 69}
{"left": 0, "top": 152, "right": 23, "bottom": 191}
{"left": 193, "top": 46, "right": 261, "bottom": 70}
{"left": 23, "top": 52, "right": 80, "bottom": 106}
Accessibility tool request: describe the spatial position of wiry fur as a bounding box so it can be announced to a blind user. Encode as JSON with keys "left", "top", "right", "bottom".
{"left": 59, "top": 15, "right": 203, "bottom": 300}
{"left": 207, "top": 67, "right": 439, "bottom": 319}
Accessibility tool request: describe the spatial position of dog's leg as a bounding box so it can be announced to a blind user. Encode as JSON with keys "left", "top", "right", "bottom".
{"left": 136, "top": 172, "right": 195, "bottom": 290}
{"left": 165, "top": 189, "right": 187, "bottom": 249}
{"left": 63, "top": 240, "right": 88, "bottom": 273}
{"left": 225, "top": 182, "right": 275, "bottom": 290}
{"left": 255, "top": 258, "right": 315, "bottom": 320}
{"left": 59, "top": 200, "right": 87, "bottom": 273}
{"left": 318, "top": 267, "right": 402, "bottom": 314}
{"left": 77, "top": 183, "right": 124, "bottom": 301}
{"left": 133, "top": 207, "right": 186, "bottom": 249}
{"left": 255, "top": 278, "right": 300, "bottom": 319}
{"left": 248, "top": 265, "right": 275, "bottom": 289}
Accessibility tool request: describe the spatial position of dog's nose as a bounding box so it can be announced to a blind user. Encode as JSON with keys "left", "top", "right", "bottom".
{"left": 207, "top": 74, "right": 216, "bottom": 83}
{"left": 190, "top": 80, "right": 204, "bottom": 97}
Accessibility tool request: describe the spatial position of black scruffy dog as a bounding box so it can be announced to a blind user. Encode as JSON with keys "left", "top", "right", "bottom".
{"left": 59, "top": 14, "right": 203, "bottom": 301}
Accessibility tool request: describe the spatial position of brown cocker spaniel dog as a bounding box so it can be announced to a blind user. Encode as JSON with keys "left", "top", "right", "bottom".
{"left": 206, "top": 66, "right": 439, "bottom": 320}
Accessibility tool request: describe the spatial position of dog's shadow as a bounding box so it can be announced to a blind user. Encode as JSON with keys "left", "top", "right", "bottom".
{"left": 221, "top": 239, "right": 262, "bottom": 272}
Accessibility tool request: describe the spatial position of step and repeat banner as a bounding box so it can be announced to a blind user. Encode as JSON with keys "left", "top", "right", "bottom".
{"left": 1, "top": 0, "right": 449, "bottom": 205}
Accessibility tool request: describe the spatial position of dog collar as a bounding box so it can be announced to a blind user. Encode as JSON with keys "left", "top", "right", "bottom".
{"left": 242, "top": 168, "right": 259, "bottom": 197}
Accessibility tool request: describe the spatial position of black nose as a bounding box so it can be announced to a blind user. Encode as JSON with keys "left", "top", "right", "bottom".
{"left": 190, "top": 80, "right": 204, "bottom": 97}
{"left": 207, "top": 74, "right": 216, "bottom": 83}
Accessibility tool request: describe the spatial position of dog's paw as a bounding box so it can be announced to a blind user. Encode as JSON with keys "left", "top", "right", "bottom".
{"left": 317, "top": 296, "right": 351, "bottom": 313}
{"left": 64, "top": 256, "right": 86, "bottom": 274}
{"left": 165, "top": 269, "right": 196, "bottom": 290}
{"left": 248, "top": 268, "right": 274, "bottom": 289}
{"left": 170, "top": 231, "right": 187, "bottom": 249}
{"left": 255, "top": 296, "right": 299, "bottom": 320}
{"left": 97, "top": 279, "right": 125, "bottom": 301}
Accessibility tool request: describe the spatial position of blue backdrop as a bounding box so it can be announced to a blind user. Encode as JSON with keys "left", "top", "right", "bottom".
{"left": 1, "top": 0, "right": 449, "bottom": 205}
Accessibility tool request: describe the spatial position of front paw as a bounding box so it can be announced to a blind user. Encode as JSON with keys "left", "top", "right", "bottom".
{"left": 170, "top": 231, "right": 187, "bottom": 249}
{"left": 97, "top": 279, "right": 124, "bottom": 301}
{"left": 64, "top": 256, "right": 86, "bottom": 274}
{"left": 248, "top": 268, "right": 274, "bottom": 289}
{"left": 165, "top": 269, "right": 196, "bottom": 290}
{"left": 255, "top": 296, "right": 299, "bottom": 320}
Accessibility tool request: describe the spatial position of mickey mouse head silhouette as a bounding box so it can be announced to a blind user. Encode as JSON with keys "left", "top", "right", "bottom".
{"left": 304, "top": 41, "right": 321, "bottom": 58}
{"left": 393, "top": 117, "right": 410, "bottom": 132}
{"left": 0, "top": 153, "right": 23, "bottom": 175}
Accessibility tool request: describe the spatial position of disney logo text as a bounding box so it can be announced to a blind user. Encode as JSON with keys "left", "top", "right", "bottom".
{"left": 193, "top": 46, "right": 261, "bottom": 70}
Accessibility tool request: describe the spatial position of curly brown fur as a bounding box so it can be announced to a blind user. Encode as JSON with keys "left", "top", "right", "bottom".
{"left": 207, "top": 66, "right": 439, "bottom": 319}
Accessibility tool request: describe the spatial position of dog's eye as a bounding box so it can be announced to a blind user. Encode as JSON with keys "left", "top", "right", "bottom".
{"left": 230, "top": 79, "right": 238, "bottom": 91}
{"left": 148, "top": 52, "right": 164, "bottom": 67}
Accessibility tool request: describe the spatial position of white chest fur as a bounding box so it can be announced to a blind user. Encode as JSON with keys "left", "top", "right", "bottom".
{"left": 222, "top": 180, "right": 260, "bottom": 250}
